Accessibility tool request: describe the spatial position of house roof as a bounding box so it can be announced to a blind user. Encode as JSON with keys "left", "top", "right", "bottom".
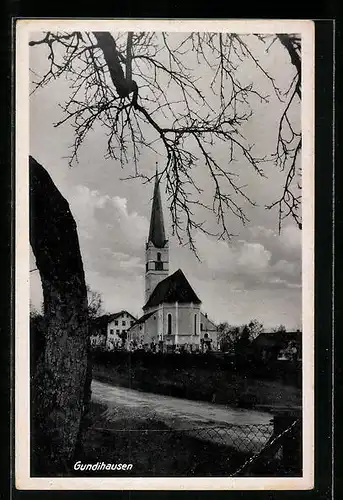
{"left": 143, "top": 269, "right": 201, "bottom": 309}
{"left": 253, "top": 331, "right": 301, "bottom": 348}
{"left": 200, "top": 312, "right": 217, "bottom": 329}
{"left": 129, "top": 310, "right": 157, "bottom": 329}
{"left": 91, "top": 310, "right": 136, "bottom": 328}
{"left": 148, "top": 170, "right": 167, "bottom": 248}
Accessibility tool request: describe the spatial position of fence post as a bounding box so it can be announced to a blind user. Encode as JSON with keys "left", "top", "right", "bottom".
{"left": 273, "top": 409, "right": 302, "bottom": 475}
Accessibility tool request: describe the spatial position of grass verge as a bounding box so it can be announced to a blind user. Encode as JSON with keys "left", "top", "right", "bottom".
{"left": 92, "top": 362, "right": 301, "bottom": 410}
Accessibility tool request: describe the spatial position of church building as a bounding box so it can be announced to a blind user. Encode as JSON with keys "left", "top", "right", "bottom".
{"left": 127, "top": 170, "right": 218, "bottom": 352}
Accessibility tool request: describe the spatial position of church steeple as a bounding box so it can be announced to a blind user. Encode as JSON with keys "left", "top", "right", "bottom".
{"left": 145, "top": 164, "right": 169, "bottom": 303}
{"left": 148, "top": 166, "right": 166, "bottom": 248}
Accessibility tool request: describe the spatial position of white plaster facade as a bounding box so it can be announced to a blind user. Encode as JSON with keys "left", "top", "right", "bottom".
{"left": 105, "top": 311, "right": 137, "bottom": 350}
{"left": 128, "top": 302, "right": 203, "bottom": 350}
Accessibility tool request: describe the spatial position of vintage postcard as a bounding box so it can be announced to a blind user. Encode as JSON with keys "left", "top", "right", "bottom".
{"left": 15, "top": 19, "right": 314, "bottom": 490}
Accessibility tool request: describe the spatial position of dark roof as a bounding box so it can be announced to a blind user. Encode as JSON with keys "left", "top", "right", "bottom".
{"left": 148, "top": 173, "right": 167, "bottom": 248}
{"left": 253, "top": 331, "right": 302, "bottom": 348}
{"left": 91, "top": 310, "right": 136, "bottom": 328}
{"left": 201, "top": 313, "right": 217, "bottom": 329}
{"left": 143, "top": 269, "right": 201, "bottom": 309}
{"left": 129, "top": 310, "right": 157, "bottom": 328}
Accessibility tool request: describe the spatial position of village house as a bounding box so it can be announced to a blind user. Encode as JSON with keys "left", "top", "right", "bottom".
{"left": 127, "top": 168, "right": 218, "bottom": 352}
{"left": 90, "top": 310, "right": 137, "bottom": 350}
{"left": 252, "top": 330, "right": 302, "bottom": 361}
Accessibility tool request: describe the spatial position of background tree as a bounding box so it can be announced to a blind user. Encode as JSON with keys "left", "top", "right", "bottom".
{"left": 28, "top": 30, "right": 301, "bottom": 473}
{"left": 235, "top": 324, "right": 252, "bottom": 356}
{"left": 86, "top": 285, "right": 104, "bottom": 320}
{"left": 247, "top": 318, "right": 264, "bottom": 340}
{"left": 217, "top": 322, "right": 230, "bottom": 352}
{"left": 217, "top": 323, "right": 241, "bottom": 352}
{"left": 272, "top": 324, "right": 287, "bottom": 333}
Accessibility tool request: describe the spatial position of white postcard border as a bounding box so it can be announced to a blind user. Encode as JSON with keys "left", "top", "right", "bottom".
{"left": 15, "top": 18, "right": 315, "bottom": 490}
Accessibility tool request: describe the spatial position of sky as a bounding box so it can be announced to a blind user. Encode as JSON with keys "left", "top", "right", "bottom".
{"left": 29, "top": 30, "right": 302, "bottom": 330}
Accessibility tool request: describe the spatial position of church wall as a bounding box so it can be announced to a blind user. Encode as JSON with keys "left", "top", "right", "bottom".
{"left": 177, "top": 303, "right": 201, "bottom": 336}
{"left": 157, "top": 306, "right": 164, "bottom": 339}
{"left": 129, "top": 305, "right": 219, "bottom": 350}
{"left": 158, "top": 302, "right": 201, "bottom": 347}
{"left": 177, "top": 303, "right": 201, "bottom": 347}
{"left": 127, "top": 323, "right": 143, "bottom": 345}
{"left": 143, "top": 313, "right": 159, "bottom": 344}
{"left": 128, "top": 312, "right": 159, "bottom": 347}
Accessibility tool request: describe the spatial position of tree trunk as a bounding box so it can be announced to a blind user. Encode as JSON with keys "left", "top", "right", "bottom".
{"left": 29, "top": 156, "right": 90, "bottom": 476}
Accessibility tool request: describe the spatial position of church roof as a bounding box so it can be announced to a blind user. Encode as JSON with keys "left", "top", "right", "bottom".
{"left": 130, "top": 310, "right": 157, "bottom": 327}
{"left": 143, "top": 269, "right": 201, "bottom": 309}
{"left": 148, "top": 171, "right": 167, "bottom": 248}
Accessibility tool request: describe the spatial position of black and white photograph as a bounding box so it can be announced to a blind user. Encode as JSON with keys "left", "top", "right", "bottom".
{"left": 15, "top": 19, "right": 314, "bottom": 490}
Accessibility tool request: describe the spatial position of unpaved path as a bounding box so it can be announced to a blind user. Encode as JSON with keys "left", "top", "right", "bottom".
{"left": 92, "top": 379, "right": 274, "bottom": 453}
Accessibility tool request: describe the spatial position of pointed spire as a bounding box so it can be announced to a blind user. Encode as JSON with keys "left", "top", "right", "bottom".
{"left": 148, "top": 165, "right": 166, "bottom": 248}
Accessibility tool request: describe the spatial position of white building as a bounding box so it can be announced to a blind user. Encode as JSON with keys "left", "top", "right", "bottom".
{"left": 128, "top": 170, "right": 218, "bottom": 352}
{"left": 90, "top": 310, "right": 137, "bottom": 349}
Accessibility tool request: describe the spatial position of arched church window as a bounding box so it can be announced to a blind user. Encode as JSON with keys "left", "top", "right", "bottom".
{"left": 157, "top": 252, "right": 161, "bottom": 261}
{"left": 167, "top": 314, "right": 172, "bottom": 335}
{"left": 194, "top": 314, "right": 197, "bottom": 335}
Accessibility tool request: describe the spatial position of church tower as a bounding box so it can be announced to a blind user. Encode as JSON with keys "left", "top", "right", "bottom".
{"left": 145, "top": 168, "right": 169, "bottom": 303}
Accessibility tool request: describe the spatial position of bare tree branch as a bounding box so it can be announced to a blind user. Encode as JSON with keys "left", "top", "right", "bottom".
{"left": 30, "top": 31, "right": 302, "bottom": 247}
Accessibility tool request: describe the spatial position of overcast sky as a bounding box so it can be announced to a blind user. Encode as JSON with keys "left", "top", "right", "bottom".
{"left": 29, "top": 30, "right": 302, "bottom": 330}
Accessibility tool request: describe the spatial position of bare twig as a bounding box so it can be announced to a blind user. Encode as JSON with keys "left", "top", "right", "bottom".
{"left": 29, "top": 31, "right": 302, "bottom": 247}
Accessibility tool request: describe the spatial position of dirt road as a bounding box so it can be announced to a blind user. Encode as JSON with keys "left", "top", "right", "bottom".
{"left": 92, "top": 380, "right": 274, "bottom": 452}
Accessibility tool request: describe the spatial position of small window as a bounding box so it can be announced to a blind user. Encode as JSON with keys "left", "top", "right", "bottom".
{"left": 157, "top": 252, "right": 161, "bottom": 261}
{"left": 130, "top": 321, "right": 134, "bottom": 326}
{"left": 155, "top": 261, "right": 163, "bottom": 270}
{"left": 110, "top": 329, "right": 114, "bottom": 335}
{"left": 154, "top": 316, "right": 156, "bottom": 320}
{"left": 200, "top": 323, "right": 203, "bottom": 331}
{"left": 116, "top": 329, "right": 120, "bottom": 334}
{"left": 114, "top": 320, "right": 118, "bottom": 326}
{"left": 122, "top": 321, "right": 126, "bottom": 326}
{"left": 194, "top": 314, "right": 197, "bottom": 335}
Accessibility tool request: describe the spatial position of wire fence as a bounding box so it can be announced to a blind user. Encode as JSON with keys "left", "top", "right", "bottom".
{"left": 230, "top": 418, "right": 301, "bottom": 477}
{"left": 185, "top": 423, "right": 274, "bottom": 454}
{"left": 89, "top": 417, "right": 301, "bottom": 477}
